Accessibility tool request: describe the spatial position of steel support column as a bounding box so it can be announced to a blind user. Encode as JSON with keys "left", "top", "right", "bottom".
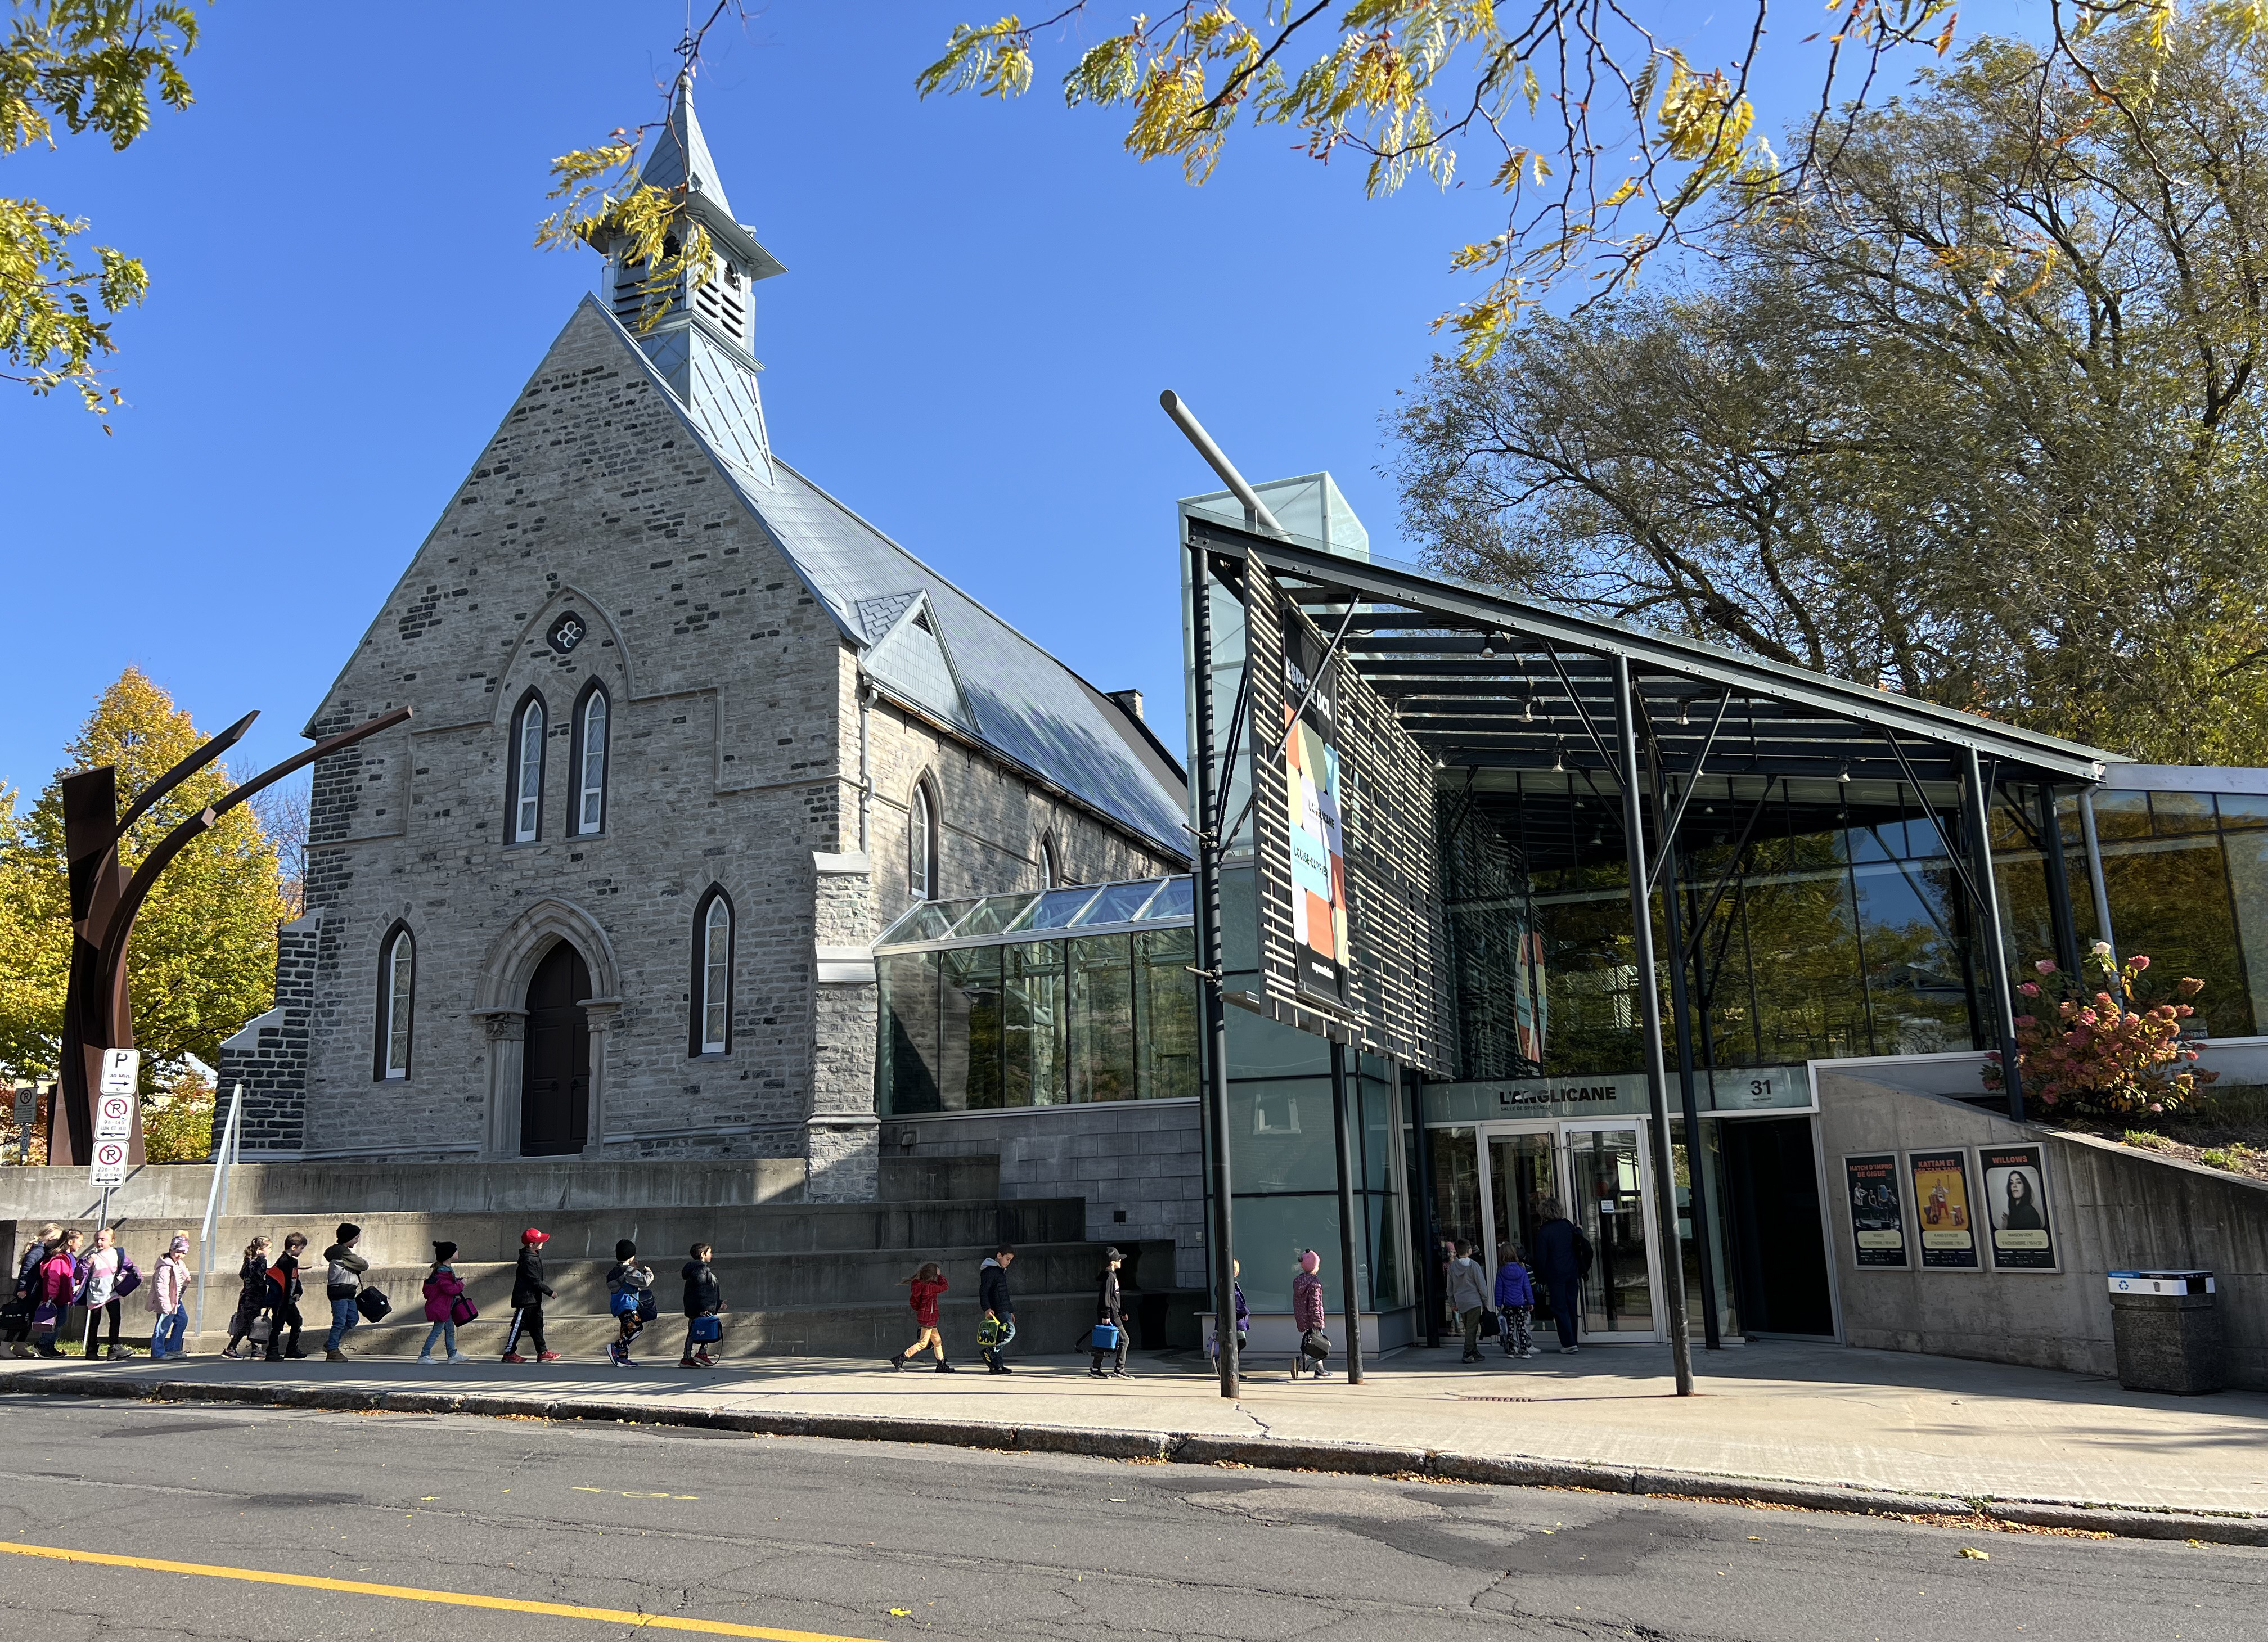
{"left": 1189, "top": 538, "right": 1241, "bottom": 1399}
{"left": 2037, "top": 785, "right": 2085, "bottom": 978}
{"left": 1329, "top": 1039, "right": 1366, "bottom": 1384}
{"left": 1612, "top": 655, "right": 1695, "bottom": 1396}
{"left": 2079, "top": 791, "right": 2118, "bottom": 965}
{"left": 1962, "top": 747, "right": 2027, "bottom": 1123}
{"left": 1655, "top": 820, "right": 1722, "bottom": 1351}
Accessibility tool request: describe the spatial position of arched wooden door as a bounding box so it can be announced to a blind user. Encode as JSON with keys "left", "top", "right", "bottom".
{"left": 521, "top": 942, "right": 591, "bottom": 1157}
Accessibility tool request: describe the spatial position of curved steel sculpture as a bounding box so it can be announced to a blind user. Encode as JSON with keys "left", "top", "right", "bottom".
{"left": 48, "top": 706, "right": 411, "bottom": 1165}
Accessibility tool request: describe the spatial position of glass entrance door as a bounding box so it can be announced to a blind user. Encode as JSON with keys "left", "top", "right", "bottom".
{"left": 1487, "top": 1132, "right": 1557, "bottom": 1270}
{"left": 1564, "top": 1126, "right": 1659, "bottom": 1338}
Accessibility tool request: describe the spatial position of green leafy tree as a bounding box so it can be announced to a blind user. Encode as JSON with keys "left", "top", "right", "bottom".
{"left": 0, "top": 667, "right": 287, "bottom": 1102}
{"left": 2, "top": 1, "right": 202, "bottom": 421}
{"left": 1391, "top": 5, "right": 2268, "bottom": 762}
{"left": 911, "top": 3, "right": 2268, "bottom": 356}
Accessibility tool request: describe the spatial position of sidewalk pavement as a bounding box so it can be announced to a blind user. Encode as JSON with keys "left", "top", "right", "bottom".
{"left": 7, "top": 1337, "right": 2264, "bottom": 1539}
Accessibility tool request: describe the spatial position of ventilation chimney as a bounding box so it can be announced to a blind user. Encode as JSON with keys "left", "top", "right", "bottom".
{"left": 1107, "top": 689, "right": 1144, "bottom": 722}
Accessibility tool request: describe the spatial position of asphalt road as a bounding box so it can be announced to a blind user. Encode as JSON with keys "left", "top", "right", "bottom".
{"left": 0, "top": 1393, "right": 2254, "bottom": 1642}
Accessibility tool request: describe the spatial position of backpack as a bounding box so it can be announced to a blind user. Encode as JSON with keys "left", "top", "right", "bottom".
{"left": 1570, "top": 1225, "right": 1595, "bottom": 1279}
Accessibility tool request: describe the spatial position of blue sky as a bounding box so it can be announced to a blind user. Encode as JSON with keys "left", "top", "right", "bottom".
{"left": 2, "top": 1, "right": 2036, "bottom": 799}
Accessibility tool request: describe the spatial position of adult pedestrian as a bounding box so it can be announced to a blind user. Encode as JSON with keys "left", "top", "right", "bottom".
{"left": 1446, "top": 1239, "right": 1490, "bottom": 1364}
{"left": 147, "top": 1232, "right": 192, "bottom": 1359}
{"left": 503, "top": 1227, "right": 559, "bottom": 1364}
{"left": 322, "top": 1224, "right": 370, "bottom": 1362}
{"left": 30, "top": 1230, "right": 81, "bottom": 1358}
{"left": 1532, "top": 1198, "right": 1586, "bottom": 1354}
{"left": 977, "top": 1243, "right": 1016, "bottom": 1374}
{"left": 75, "top": 1225, "right": 140, "bottom": 1359}
{"left": 1089, "top": 1247, "right": 1131, "bottom": 1380}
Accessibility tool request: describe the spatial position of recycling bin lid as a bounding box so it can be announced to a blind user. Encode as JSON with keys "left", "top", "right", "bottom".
{"left": 2108, "top": 1270, "right": 2216, "bottom": 1295}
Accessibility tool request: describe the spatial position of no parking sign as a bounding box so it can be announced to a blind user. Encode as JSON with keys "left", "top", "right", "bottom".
{"left": 94, "top": 1091, "right": 134, "bottom": 1141}
{"left": 89, "top": 1140, "right": 128, "bottom": 1187}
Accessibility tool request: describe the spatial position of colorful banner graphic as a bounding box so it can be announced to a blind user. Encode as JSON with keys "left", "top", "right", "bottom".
{"left": 1979, "top": 1143, "right": 2058, "bottom": 1271}
{"left": 1908, "top": 1149, "right": 1980, "bottom": 1270}
{"left": 1842, "top": 1153, "right": 1909, "bottom": 1268}
{"left": 1282, "top": 615, "right": 1351, "bottom": 1007}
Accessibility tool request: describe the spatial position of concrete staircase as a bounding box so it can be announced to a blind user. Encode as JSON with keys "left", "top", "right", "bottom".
{"left": 6, "top": 1155, "right": 1197, "bottom": 1364}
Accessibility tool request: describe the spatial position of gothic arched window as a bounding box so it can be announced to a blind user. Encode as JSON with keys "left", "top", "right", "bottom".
{"left": 1038, "top": 833, "right": 1062, "bottom": 889}
{"left": 375, "top": 924, "right": 414, "bottom": 1081}
{"left": 691, "top": 888, "right": 734, "bottom": 1056}
{"left": 509, "top": 692, "right": 546, "bottom": 843}
{"left": 572, "top": 684, "right": 609, "bottom": 835}
{"left": 909, "top": 780, "right": 939, "bottom": 901}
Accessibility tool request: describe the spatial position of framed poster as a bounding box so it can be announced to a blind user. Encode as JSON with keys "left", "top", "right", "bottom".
{"left": 1842, "top": 1153, "right": 1909, "bottom": 1268}
{"left": 1281, "top": 612, "right": 1352, "bottom": 1009}
{"left": 1907, "top": 1150, "right": 1980, "bottom": 1270}
{"left": 1979, "top": 1144, "right": 2058, "bottom": 1272}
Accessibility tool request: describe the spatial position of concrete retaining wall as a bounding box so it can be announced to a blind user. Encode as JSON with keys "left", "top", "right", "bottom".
{"left": 1817, "top": 1071, "right": 2268, "bottom": 1390}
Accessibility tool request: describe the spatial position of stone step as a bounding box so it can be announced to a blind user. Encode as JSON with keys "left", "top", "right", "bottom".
{"left": 186, "top": 1197, "right": 1087, "bottom": 1269}
{"left": 172, "top": 1288, "right": 1203, "bottom": 1360}
{"left": 256, "top": 1241, "right": 1174, "bottom": 1317}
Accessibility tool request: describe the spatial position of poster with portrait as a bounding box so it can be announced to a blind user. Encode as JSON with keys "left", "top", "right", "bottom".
{"left": 1906, "top": 1150, "right": 1980, "bottom": 1270}
{"left": 1282, "top": 614, "right": 1352, "bottom": 1008}
{"left": 1979, "top": 1144, "right": 2058, "bottom": 1272}
{"left": 1842, "top": 1154, "right": 1909, "bottom": 1268}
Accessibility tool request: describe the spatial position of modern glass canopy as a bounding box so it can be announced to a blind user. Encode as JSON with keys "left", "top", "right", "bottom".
{"left": 875, "top": 876, "right": 1199, "bottom": 1114}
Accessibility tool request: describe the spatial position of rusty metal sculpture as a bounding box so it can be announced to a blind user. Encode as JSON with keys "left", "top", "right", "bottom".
{"left": 47, "top": 706, "right": 411, "bottom": 1165}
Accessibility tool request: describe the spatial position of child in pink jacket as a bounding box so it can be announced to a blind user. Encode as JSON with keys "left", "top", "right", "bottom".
{"left": 417, "top": 1241, "right": 470, "bottom": 1365}
{"left": 147, "top": 1232, "right": 192, "bottom": 1359}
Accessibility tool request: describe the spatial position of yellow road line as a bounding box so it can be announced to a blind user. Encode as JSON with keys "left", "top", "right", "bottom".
{"left": 0, "top": 1540, "right": 886, "bottom": 1640}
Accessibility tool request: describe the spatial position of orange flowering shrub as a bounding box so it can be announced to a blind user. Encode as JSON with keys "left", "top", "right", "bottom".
{"left": 1985, "top": 945, "right": 2214, "bottom": 1118}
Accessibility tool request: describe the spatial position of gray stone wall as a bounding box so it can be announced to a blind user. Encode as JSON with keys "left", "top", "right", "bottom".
{"left": 885, "top": 1101, "right": 1205, "bottom": 1288}
{"left": 212, "top": 911, "right": 323, "bottom": 1154}
{"left": 1819, "top": 1072, "right": 2268, "bottom": 1389}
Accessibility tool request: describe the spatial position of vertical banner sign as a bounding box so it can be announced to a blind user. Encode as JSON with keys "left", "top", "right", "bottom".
{"left": 1842, "top": 1153, "right": 1909, "bottom": 1268}
{"left": 1979, "top": 1144, "right": 2058, "bottom": 1272}
{"left": 1282, "top": 615, "right": 1352, "bottom": 1008}
{"left": 10, "top": 1083, "right": 34, "bottom": 1164}
{"left": 1907, "top": 1150, "right": 1980, "bottom": 1270}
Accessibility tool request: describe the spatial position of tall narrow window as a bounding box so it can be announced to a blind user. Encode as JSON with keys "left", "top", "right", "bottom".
{"left": 377, "top": 925, "right": 414, "bottom": 1080}
{"left": 574, "top": 687, "right": 608, "bottom": 834}
{"left": 511, "top": 694, "right": 546, "bottom": 842}
{"left": 910, "top": 781, "right": 938, "bottom": 901}
{"left": 692, "top": 889, "right": 734, "bottom": 1055}
{"left": 1038, "top": 834, "right": 1061, "bottom": 889}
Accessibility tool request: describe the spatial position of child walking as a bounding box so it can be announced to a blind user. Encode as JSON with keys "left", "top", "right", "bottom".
{"left": 1290, "top": 1249, "right": 1331, "bottom": 1381}
{"left": 148, "top": 1232, "right": 192, "bottom": 1360}
{"left": 222, "top": 1236, "right": 271, "bottom": 1360}
{"left": 502, "top": 1227, "right": 558, "bottom": 1364}
{"left": 1493, "top": 1243, "right": 1536, "bottom": 1359}
{"left": 7, "top": 1224, "right": 58, "bottom": 1358}
{"left": 890, "top": 1262, "right": 952, "bottom": 1371}
{"left": 263, "top": 1231, "right": 309, "bottom": 1360}
{"left": 29, "top": 1231, "right": 80, "bottom": 1358}
{"left": 680, "top": 1243, "right": 722, "bottom": 1369}
{"left": 606, "top": 1239, "right": 653, "bottom": 1368}
{"left": 418, "top": 1241, "right": 470, "bottom": 1364}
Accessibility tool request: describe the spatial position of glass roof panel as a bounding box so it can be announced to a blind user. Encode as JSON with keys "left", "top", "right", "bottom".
{"left": 894, "top": 899, "right": 975, "bottom": 943}
{"left": 1007, "top": 885, "right": 1103, "bottom": 932}
{"left": 1075, "top": 880, "right": 1163, "bottom": 926}
{"left": 951, "top": 891, "right": 1040, "bottom": 937}
{"left": 1138, "top": 877, "right": 1192, "bottom": 919}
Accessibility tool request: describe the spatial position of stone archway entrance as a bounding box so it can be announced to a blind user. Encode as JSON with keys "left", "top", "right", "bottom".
{"left": 521, "top": 943, "right": 592, "bottom": 1157}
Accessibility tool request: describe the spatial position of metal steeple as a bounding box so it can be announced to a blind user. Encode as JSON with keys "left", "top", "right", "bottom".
{"left": 601, "top": 69, "right": 785, "bottom": 482}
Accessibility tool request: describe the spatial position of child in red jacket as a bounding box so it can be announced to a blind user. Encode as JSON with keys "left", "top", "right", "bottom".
{"left": 889, "top": 1262, "right": 953, "bottom": 1372}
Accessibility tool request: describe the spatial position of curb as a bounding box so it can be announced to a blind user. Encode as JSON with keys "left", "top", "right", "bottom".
{"left": 10, "top": 1370, "right": 2265, "bottom": 1547}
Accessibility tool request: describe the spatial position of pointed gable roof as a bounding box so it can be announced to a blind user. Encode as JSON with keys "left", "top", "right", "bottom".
{"left": 633, "top": 74, "right": 784, "bottom": 282}
{"left": 578, "top": 298, "right": 1189, "bottom": 854}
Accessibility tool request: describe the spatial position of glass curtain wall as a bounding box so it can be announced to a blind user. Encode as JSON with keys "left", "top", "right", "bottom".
{"left": 878, "top": 879, "right": 1200, "bottom": 1113}
{"left": 1222, "top": 1006, "right": 1412, "bottom": 1315}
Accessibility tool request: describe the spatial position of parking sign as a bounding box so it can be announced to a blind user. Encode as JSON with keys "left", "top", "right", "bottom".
{"left": 94, "top": 1091, "right": 134, "bottom": 1141}
{"left": 98, "top": 1048, "right": 141, "bottom": 1096}
{"left": 89, "top": 1140, "right": 128, "bottom": 1187}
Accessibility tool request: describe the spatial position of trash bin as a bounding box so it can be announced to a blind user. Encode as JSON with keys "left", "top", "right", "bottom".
{"left": 2107, "top": 1271, "right": 2224, "bottom": 1394}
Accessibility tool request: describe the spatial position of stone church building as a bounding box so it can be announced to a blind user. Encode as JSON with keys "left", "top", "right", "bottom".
{"left": 218, "top": 77, "right": 1189, "bottom": 1200}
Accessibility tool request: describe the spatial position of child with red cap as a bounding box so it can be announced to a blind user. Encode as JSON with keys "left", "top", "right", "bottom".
{"left": 502, "top": 1227, "right": 558, "bottom": 1363}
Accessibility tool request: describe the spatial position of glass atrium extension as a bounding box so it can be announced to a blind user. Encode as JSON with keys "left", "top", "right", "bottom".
{"left": 874, "top": 877, "right": 1199, "bottom": 1113}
